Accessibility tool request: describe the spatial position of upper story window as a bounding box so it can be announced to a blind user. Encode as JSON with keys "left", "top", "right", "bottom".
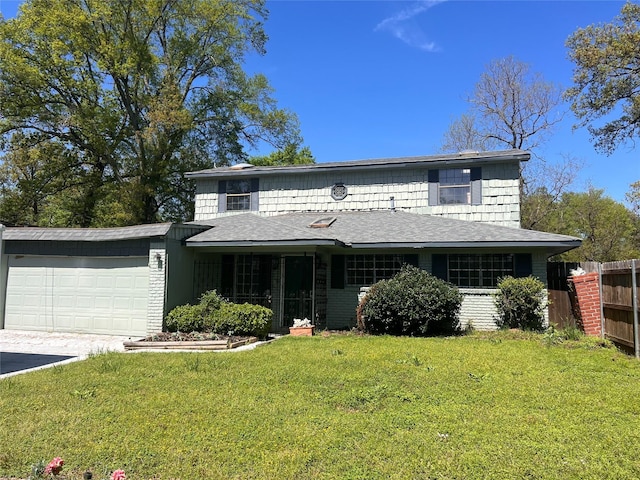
{"left": 226, "top": 180, "right": 252, "bottom": 211}
{"left": 439, "top": 168, "right": 471, "bottom": 204}
{"left": 218, "top": 178, "right": 259, "bottom": 213}
{"left": 428, "top": 167, "right": 482, "bottom": 206}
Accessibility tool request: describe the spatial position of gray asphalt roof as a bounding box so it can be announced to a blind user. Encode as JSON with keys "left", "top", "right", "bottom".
{"left": 186, "top": 149, "right": 530, "bottom": 179}
{"left": 3, "top": 223, "right": 174, "bottom": 242}
{"left": 186, "top": 211, "right": 581, "bottom": 254}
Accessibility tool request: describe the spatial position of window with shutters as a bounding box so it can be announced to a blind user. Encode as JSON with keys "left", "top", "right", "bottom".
{"left": 428, "top": 167, "right": 482, "bottom": 206}
{"left": 226, "top": 179, "right": 252, "bottom": 211}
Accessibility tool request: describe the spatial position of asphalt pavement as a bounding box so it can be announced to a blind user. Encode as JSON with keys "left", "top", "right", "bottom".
{"left": 0, "top": 329, "right": 133, "bottom": 378}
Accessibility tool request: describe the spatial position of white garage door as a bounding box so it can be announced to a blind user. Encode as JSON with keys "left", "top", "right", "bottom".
{"left": 4, "top": 256, "right": 149, "bottom": 336}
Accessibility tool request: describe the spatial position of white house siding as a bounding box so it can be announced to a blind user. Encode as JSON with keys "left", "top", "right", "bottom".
{"left": 193, "top": 163, "right": 521, "bottom": 228}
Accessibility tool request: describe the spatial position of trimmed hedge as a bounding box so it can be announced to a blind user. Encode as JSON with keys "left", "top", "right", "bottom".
{"left": 165, "top": 290, "right": 273, "bottom": 338}
{"left": 165, "top": 303, "right": 205, "bottom": 333}
{"left": 213, "top": 302, "right": 273, "bottom": 338}
{"left": 494, "top": 276, "right": 547, "bottom": 331}
{"left": 358, "top": 265, "right": 462, "bottom": 336}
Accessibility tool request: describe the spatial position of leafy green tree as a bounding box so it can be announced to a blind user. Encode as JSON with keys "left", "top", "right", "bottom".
{"left": 249, "top": 143, "right": 315, "bottom": 166}
{"left": 566, "top": 1, "right": 640, "bottom": 155}
{"left": 542, "top": 188, "right": 640, "bottom": 262}
{"left": 0, "top": 0, "right": 300, "bottom": 226}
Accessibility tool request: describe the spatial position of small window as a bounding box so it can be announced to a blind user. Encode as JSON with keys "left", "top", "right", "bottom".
{"left": 428, "top": 167, "right": 481, "bottom": 206}
{"left": 439, "top": 168, "right": 471, "bottom": 205}
{"left": 331, "top": 183, "right": 348, "bottom": 200}
{"left": 226, "top": 179, "right": 252, "bottom": 211}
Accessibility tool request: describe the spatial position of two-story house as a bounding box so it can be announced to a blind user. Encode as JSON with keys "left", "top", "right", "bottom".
{"left": 0, "top": 149, "right": 580, "bottom": 337}
{"left": 183, "top": 149, "right": 580, "bottom": 332}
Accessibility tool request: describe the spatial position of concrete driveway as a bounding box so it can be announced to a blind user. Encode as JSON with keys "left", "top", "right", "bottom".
{"left": 0, "top": 329, "right": 134, "bottom": 378}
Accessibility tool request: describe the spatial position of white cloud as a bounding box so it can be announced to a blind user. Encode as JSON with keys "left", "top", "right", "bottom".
{"left": 375, "top": 1, "right": 445, "bottom": 52}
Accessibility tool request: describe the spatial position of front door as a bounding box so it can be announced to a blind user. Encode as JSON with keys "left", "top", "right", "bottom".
{"left": 282, "top": 255, "right": 314, "bottom": 328}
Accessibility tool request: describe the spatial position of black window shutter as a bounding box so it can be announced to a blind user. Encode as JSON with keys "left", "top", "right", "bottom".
{"left": 428, "top": 170, "right": 439, "bottom": 206}
{"left": 514, "top": 253, "right": 532, "bottom": 277}
{"left": 250, "top": 178, "right": 259, "bottom": 211}
{"left": 331, "top": 255, "right": 345, "bottom": 289}
{"left": 403, "top": 254, "right": 419, "bottom": 267}
{"left": 432, "top": 254, "right": 448, "bottom": 280}
{"left": 218, "top": 180, "right": 227, "bottom": 213}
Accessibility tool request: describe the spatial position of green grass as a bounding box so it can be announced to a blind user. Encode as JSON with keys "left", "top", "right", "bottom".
{"left": 2, "top": 332, "right": 640, "bottom": 479}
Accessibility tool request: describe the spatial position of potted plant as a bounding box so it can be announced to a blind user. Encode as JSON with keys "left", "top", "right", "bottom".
{"left": 289, "top": 317, "right": 315, "bottom": 336}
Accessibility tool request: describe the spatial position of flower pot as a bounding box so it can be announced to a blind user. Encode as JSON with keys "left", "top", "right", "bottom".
{"left": 289, "top": 325, "right": 315, "bottom": 336}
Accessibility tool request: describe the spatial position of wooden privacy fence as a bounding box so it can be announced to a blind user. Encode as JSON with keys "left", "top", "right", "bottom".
{"left": 601, "top": 260, "right": 640, "bottom": 355}
{"left": 547, "top": 260, "right": 640, "bottom": 357}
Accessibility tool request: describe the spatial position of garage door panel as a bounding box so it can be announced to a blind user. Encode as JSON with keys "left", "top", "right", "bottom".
{"left": 5, "top": 256, "right": 149, "bottom": 336}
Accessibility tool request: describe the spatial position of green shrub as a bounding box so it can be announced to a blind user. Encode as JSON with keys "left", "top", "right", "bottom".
{"left": 494, "top": 276, "right": 547, "bottom": 331}
{"left": 358, "top": 265, "right": 463, "bottom": 336}
{"left": 213, "top": 302, "right": 273, "bottom": 338}
{"left": 165, "top": 303, "right": 205, "bottom": 332}
{"left": 198, "top": 290, "right": 226, "bottom": 330}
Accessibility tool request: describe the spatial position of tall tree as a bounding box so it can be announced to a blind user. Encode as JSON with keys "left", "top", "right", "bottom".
{"left": 566, "top": 1, "right": 640, "bottom": 155}
{"left": 439, "top": 56, "right": 575, "bottom": 229}
{"left": 0, "top": 0, "right": 300, "bottom": 226}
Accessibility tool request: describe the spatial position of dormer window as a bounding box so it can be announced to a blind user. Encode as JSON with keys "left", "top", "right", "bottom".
{"left": 218, "top": 178, "right": 259, "bottom": 213}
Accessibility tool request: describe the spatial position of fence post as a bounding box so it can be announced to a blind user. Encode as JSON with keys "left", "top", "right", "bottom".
{"left": 633, "top": 259, "right": 639, "bottom": 360}
{"left": 598, "top": 262, "right": 604, "bottom": 340}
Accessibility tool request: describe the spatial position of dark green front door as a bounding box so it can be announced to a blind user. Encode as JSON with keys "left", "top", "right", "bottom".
{"left": 283, "top": 256, "right": 314, "bottom": 328}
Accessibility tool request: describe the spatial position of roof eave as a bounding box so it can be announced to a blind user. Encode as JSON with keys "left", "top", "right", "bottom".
{"left": 347, "top": 240, "right": 582, "bottom": 250}
{"left": 186, "top": 239, "right": 342, "bottom": 247}
{"left": 185, "top": 151, "right": 530, "bottom": 179}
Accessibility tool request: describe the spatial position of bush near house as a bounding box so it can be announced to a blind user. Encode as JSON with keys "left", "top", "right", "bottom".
{"left": 165, "top": 290, "right": 272, "bottom": 338}
{"left": 357, "top": 265, "right": 463, "bottom": 336}
{"left": 494, "top": 275, "right": 547, "bottom": 331}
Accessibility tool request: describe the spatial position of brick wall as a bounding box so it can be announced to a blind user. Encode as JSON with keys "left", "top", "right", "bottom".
{"left": 569, "top": 272, "right": 602, "bottom": 336}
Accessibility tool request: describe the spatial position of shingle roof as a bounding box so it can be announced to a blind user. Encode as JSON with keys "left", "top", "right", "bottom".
{"left": 186, "top": 211, "right": 580, "bottom": 254}
{"left": 3, "top": 223, "right": 174, "bottom": 242}
{"left": 186, "top": 149, "right": 530, "bottom": 179}
{"left": 187, "top": 214, "right": 339, "bottom": 246}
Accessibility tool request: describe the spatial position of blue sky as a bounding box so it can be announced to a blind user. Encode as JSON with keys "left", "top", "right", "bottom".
{"left": 242, "top": 0, "right": 637, "bottom": 203}
{"left": 0, "top": 0, "right": 637, "bottom": 203}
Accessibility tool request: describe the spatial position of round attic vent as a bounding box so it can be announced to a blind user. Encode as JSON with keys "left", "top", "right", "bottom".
{"left": 229, "top": 162, "right": 255, "bottom": 170}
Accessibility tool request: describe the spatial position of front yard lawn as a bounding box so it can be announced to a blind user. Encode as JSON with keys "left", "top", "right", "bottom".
{"left": 1, "top": 331, "right": 640, "bottom": 479}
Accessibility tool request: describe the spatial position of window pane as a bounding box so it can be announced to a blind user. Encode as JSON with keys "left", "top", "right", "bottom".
{"left": 448, "top": 254, "right": 514, "bottom": 288}
{"left": 227, "top": 180, "right": 251, "bottom": 194}
{"left": 227, "top": 194, "right": 251, "bottom": 211}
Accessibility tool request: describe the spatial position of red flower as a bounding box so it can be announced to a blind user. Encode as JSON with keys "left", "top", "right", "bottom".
{"left": 111, "top": 469, "right": 126, "bottom": 480}
{"left": 44, "top": 457, "right": 64, "bottom": 476}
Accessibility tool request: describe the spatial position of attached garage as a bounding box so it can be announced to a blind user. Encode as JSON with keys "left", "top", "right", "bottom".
{"left": 0, "top": 223, "right": 208, "bottom": 337}
{"left": 4, "top": 256, "right": 149, "bottom": 336}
